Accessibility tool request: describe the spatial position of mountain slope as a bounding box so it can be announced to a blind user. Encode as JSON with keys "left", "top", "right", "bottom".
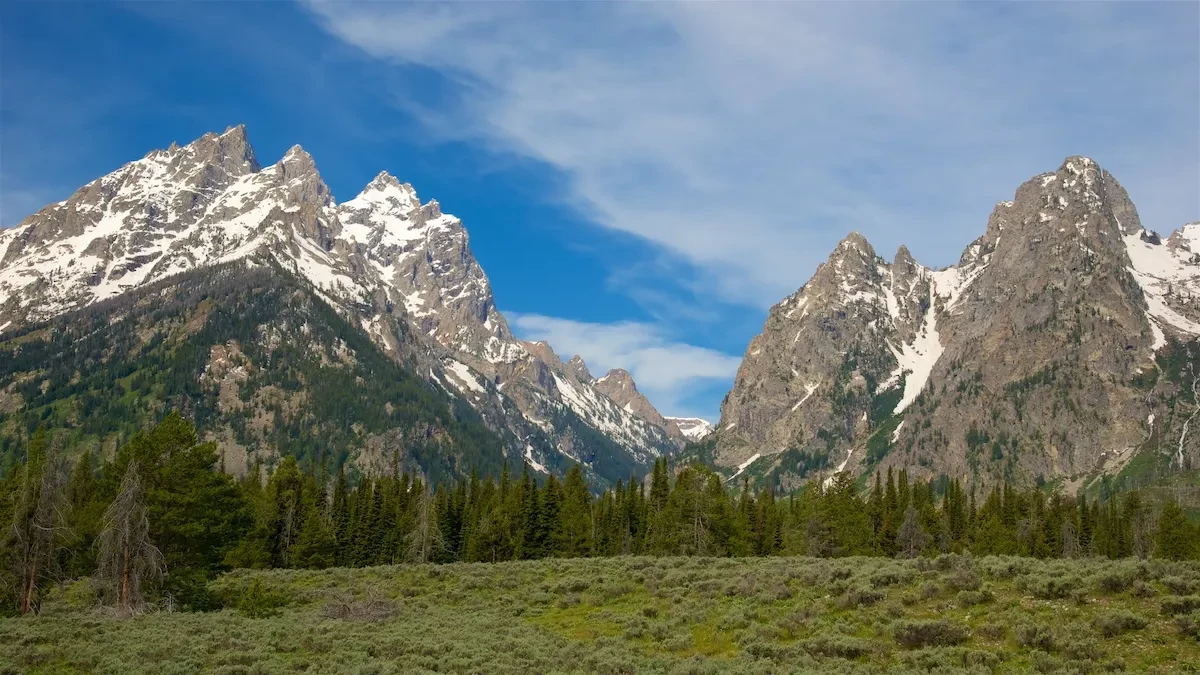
{"left": 0, "top": 261, "right": 508, "bottom": 483}
{"left": 0, "top": 127, "right": 677, "bottom": 484}
{"left": 713, "top": 157, "right": 1200, "bottom": 490}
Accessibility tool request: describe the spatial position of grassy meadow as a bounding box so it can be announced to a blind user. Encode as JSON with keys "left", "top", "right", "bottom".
{"left": 3, "top": 555, "right": 1199, "bottom": 674}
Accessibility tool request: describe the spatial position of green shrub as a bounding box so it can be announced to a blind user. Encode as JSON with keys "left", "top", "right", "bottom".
{"left": 1094, "top": 611, "right": 1146, "bottom": 638}
{"left": 1161, "top": 595, "right": 1200, "bottom": 616}
{"left": 977, "top": 623, "right": 1007, "bottom": 640}
{"left": 1096, "top": 567, "right": 1135, "bottom": 593}
{"left": 800, "top": 632, "right": 873, "bottom": 659}
{"left": 945, "top": 567, "right": 982, "bottom": 592}
{"left": 955, "top": 588, "right": 993, "bottom": 607}
{"left": 838, "top": 586, "right": 884, "bottom": 609}
{"left": 1056, "top": 624, "right": 1104, "bottom": 661}
{"left": 556, "top": 578, "right": 590, "bottom": 594}
{"left": 1163, "top": 576, "right": 1197, "bottom": 595}
{"left": 900, "top": 646, "right": 1000, "bottom": 671}
{"left": 1176, "top": 611, "right": 1200, "bottom": 640}
{"left": 870, "top": 568, "right": 916, "bottom": 588}
{"left": 1016, "top": 623, "right": 1056, "bottom": 651}
{"left": 893, "top": 620, "right": 970, "bottom": 649}
{"left": 1020, "top": 573, "right": 1082, "bottom": 599}
{"left": 235, "top": 579, "right": 290, "bottom": 618}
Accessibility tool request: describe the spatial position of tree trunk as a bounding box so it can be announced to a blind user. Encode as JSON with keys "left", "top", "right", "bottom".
{"left": 120, "top": 533, "right": 131, "bottom": 607}
{"left": 20, "top": 561, "right": 38, "bottom": 615}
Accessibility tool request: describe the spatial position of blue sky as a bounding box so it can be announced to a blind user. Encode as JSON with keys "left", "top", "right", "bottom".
{"left": 2, "top": 2, "right": 1197, "bottom": 421}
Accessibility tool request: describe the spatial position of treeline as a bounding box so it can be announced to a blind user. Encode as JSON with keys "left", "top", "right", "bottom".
{"left": 3, "top": 415, "right": 1197, "bottom": 616}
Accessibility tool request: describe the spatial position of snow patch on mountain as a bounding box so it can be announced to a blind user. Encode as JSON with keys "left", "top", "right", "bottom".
{"left": 664, "top": 417, "right": 714, "bottom": 441}
{"left": 1123, "top": 226, "right": 1200, "bottom": 345}
{"left": 885, "top": 303, "right": 943, "bottom": 414}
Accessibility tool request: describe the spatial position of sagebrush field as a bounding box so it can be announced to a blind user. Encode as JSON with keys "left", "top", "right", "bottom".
{"left": 4, "top": 555, "right": 1199, "bottom": 674}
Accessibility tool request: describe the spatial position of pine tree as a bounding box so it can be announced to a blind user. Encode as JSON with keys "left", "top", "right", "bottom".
{"left": 1155, "top": 499, "right": 1195, "bottom": 560}
{"left": 329, "top": 466, "right": 349, "bottom": 558}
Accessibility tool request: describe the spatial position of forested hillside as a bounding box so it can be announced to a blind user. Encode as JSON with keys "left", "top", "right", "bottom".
{"left": 0, "top": 260, "right": 508, "bottom": 484}
{"left": 4, "top": 412, "right": 1198, "bottom": 618}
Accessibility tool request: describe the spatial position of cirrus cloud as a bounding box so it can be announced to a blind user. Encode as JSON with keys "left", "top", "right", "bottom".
{"left": 305, "top": 1, "right": 1198, "bottom": 308}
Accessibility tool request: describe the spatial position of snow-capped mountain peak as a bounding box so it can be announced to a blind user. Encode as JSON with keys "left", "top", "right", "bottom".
{"left": 0, "top": 126, "right": 682, "bottom": 485}
{"left": 665, "top": 417, "right": 714, "bottom": 442}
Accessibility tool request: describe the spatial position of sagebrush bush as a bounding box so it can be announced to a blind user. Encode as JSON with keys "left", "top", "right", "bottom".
{"left": 955, "top": 588, "right": 993, "bottom": 607}
{"left": 900, "top": 646, "right": 1000, "bottom": 671}
{"left": 893, "top": 620, "right": 970, "bottom": 648}
{"left": 1094, "top": 611, "right": 1146, "bottom": 638}
{"left": 838, "top": 586, "right": 884, "bottom": 609}
{"left": 1020, "top": 573, "right": 1082, "bottom": 599}
{"left": 1176, "top": 611, "right": 1200, "bottom": 640}
{"left": 321, "top": 590, "right": 397, "bottom": 622}
{"left": 977, "top": 623, "right": 1007, "bottom": 640}
{"left": 1016, "top": 623, "right": 1056, "bottom": 651}
{"left": 800, "top": 632, "right": 872, "bottom": 659}
{"left": 1095, "top": 566, "right": 1135, "bottom": 593}
{"left": 1161, "top": 595, "right": 1200, "bottom": 616}
{"left": 945, "top": 567, "right": 982, "bottom": 592}
{"left": 1163, "top": 576, "right": 1197, "bottom": 595}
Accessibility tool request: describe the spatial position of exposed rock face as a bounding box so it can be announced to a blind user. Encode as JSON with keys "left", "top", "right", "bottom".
{"left": 0, "top": 127, "right": 678, "bottom": 483}
{"left": 565, "top": 355, "right": 593, "bottom": 383}
{"left": 714, "top": 157, "right": 1200, "bottom": 490}
{"left": 593, "top": 368, "right": 685, "bottom": 444}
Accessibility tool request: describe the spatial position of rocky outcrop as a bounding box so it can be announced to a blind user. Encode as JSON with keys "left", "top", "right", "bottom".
{"left": 594, "top": 368, "right": 685, "bottom": 445}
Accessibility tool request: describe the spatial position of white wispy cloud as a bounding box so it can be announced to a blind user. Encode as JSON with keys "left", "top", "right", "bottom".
{"left": 507, "top": 312, "right": 741, "bottom": 419}
{"left": 305, "top": 1, "right": 1198, "bottom": 307}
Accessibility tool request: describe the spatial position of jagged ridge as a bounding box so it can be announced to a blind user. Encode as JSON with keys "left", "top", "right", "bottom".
{"left": 714, "top": 156, "right": 1200, "bottom": 491}
{"left": 0, "top": 126, "right": 682, "bottom": 484}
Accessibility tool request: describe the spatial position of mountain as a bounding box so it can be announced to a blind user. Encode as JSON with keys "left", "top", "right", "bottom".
{"left": 664, "top": 417, "right": 714, "bottom": 442}
{"left": 712, "top": 157, "right": 1200, "bottom": 491}
{"left": 0, "top": 126, "right": 678, "bottom": 484}
{"left": 0, "top": 261, "right": 508, "bottom": 483}
{"left": 592, "top": 367, "right": 687, "bottom": 443}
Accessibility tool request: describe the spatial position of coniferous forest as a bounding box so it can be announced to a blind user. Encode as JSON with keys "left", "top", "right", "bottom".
{"left": 3, "top": 414, "right": 1200, "bottom": 674}
{"left": 3, "top": 414, "right": 1198, "bottom": 614}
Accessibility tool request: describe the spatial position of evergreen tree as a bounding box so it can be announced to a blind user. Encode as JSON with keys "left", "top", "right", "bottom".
{"left": 1155, "top": 498, "right": 1196, "bottom": 560}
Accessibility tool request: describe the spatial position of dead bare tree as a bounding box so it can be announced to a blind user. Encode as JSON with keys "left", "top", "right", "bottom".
{"left": 896, "top": 506, "right": 930, "bottom": 559}
{"left": 405, "top": 488, "right": 444, "bottom": 563}
{"left": 94, "top": 462, "right": 164, "bottom": 614}
{"left": 682, "top": 471, "right": 712, "bottom": 556}
{"left": 1061, "top": 519, "right": 1081, "bottom": 559}
{"left": 7, "top": 450, "right": 71, "bottom": 615}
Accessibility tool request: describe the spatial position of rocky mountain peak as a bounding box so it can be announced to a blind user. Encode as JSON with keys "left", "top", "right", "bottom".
{"left": 597, "top": 368, "right": 635, "bottom": 390}
{"left": 591, "top": 367, "right": 685, "bottom": 446}
{"left": 280, "top": 145, "right": 317, "bottom": 178}
{"left": 832, "top": 231, "right": 876, "bottom": 261}
{"left": 181, "top": 123, "right": 259, "bottom": 175}
{"left": 366, "top": 170, "right": 405, "bottom": 191}
{"left": 0, "top": 125, "right": 694, "bottom": 486}
{"left": 565, "top": 355, "right": 592, "bottom": 383}
{"left": 714, "top": 154, "right": 1200, "bottom": 492}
